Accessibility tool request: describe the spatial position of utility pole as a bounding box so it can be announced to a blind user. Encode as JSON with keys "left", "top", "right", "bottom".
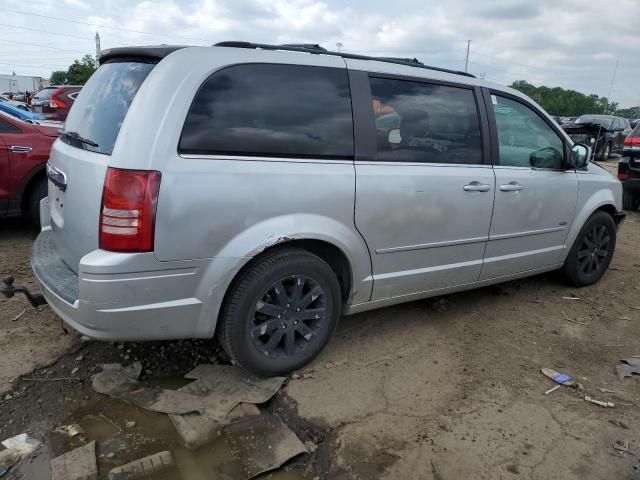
{"left": 95, "top": 32, "right": 101, "bottom": 62}
{"left": 464, "top": 40, "right": 471, "bottom": 73}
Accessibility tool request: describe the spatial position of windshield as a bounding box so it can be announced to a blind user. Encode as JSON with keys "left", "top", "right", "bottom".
{"left": 61, "top": 60, "right": 155, "bottom": 155}
{"left": 574, "top": 115, "right": 613, "bottom": 128}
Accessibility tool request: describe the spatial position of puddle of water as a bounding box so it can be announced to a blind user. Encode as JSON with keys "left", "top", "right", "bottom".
{"left": 16, "top": 381, "right": 306, "bottom": 480}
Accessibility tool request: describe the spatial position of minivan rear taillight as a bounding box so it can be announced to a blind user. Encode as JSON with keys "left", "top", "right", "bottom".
{"left": 49, "top": 88, "right": 65, "bottom": 109}
{"left": 99, "top": 168, "right": 161, "bottom": 252}
{"left": 618, "top": 162, "right": 630, "bottom": 181}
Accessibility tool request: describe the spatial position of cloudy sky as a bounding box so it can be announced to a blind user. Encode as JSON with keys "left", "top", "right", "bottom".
{"left": 0, "top": 0, "right": 638, "bottom": 107}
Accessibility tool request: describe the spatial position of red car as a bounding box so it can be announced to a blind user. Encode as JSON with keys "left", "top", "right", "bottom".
{"left": 31, "top": 86, "right": 81, "bottom": 122}
{"left": 0, "top": 111, "right": 58, "bottom": 224}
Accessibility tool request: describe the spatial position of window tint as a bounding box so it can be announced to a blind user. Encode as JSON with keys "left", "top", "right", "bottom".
{"left": 62, "top": 60, "right": 156, "bottom": 155}
{"left": 492, "top": 95, "right": 564, "bottom": 169}
{"left": 0, "top": 118, "right": 19, "bottom": 133}
{"left": 180, "top": 64, "right": 353, "bottom": 158}
{"left": 369, "top": 77, "right": 482, "bottom": 164}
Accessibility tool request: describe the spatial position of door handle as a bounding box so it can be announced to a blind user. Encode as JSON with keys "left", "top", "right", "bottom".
{"left": 500, "top": 182, "right": 524, "bottom": 192}
{"left": 463, "top": 182, "right": 491, "bottom": 192}
{"left": 9, "top": 145, "right": 32, "bottom": 153}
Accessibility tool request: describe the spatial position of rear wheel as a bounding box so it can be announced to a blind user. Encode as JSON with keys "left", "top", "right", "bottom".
{"left": 218, "top": 248, "right": 342, "bottom": 377}
{"left": 562, "top": 211, "right": 616, "bottom": 286}
{"left": 622, "top": 190, "right": 639, "bottom": 211}
{"left": 27, "top": 178, "right": 47, "bottom": 227}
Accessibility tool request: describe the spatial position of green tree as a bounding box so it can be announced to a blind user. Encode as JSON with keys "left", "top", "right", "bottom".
{"left": 50, "top": 70, "right": 68, "bottom": 85}
{"left": 509, "top": 80, "right": 618, "bottom": 116}
{"left": 66, "top": 55, "right": 97, "bottom": 85}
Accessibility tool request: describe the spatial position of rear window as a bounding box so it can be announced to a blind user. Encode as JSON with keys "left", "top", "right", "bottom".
{"left": 34, "top": 88, "right": 56, "bottom": 100}
{"left": 179, "top": 64, "right": 354, "bottom": 158}
{"left": 633, "top": 123, "right": 640, "bottom": 136}
{"left": 61, "top": 60, "right": 155, "bottom": 155}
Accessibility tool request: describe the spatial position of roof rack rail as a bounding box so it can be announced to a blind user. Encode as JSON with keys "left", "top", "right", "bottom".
{"left": 213, "top": 41, "right": 475, "bottom": 78}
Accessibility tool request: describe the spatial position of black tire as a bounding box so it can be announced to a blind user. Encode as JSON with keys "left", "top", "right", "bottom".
{"left": 218, "top": 248, "right": 342, "bottom": 377}
{"left": 27, "top": 178, "right": 47, "bottom": 227}
{"left": 622, "top": 190, "right": 639, "bottom": 211}
{"left": 562, "top": 211, "right": 616, "bottom": 287}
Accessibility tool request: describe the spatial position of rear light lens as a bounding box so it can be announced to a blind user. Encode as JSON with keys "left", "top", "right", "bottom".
{"left": 624, "top": 136, "right": 640, "bottom": 149}
{"left": 618, "top": 162, "right": 629, "bottom": 180}
{"left": 99, "top": 168, "right": 161, "bottom": 252}
{"left": 49, "top": 88, "right": 65, "bottom": 108}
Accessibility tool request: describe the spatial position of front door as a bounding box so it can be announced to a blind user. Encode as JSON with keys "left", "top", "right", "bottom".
{"left": 481, "top": 92, "right": 578, "bottom": 280}
{"left": 0, "top": 117, "right": 16, "bottom": 214}
{"left": 354, "top": 74, "right": 495, "bottom": 300}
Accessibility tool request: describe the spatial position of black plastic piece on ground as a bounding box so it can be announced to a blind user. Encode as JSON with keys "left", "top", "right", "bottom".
{"left": 1, "top": 276, "right": 47, "bottom": 308}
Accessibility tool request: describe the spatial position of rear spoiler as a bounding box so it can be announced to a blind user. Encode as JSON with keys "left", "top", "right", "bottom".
{"left": 99, "top": 46, "right": 187, "bottom": 65}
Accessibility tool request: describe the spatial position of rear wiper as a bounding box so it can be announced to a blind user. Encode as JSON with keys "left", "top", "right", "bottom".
{"left": 59, "top": 130, "right": 99, "bottom": 147}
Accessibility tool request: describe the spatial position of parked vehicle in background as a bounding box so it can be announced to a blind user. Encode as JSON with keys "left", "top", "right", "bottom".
{"left": 0, "top": 111, "right": 58, "bottom": 225}
{"left": 0, "top": 96, "right": 31, "bottom": 111}
{"left": 561, "top": 116, "right": 577, "bottom": 127}
{"left": 28, "top": 43, "right": 623, "bottom": 377}
{"left": 31, "top": 86, "right": 81, "bottom": 121}
{"left": 630, "top": 119, "right": 640, "bottom": 129}
{"left": 550, "top": 115, "right": 562, "bottom": 124}
{"left": 0, "top": 100, "right": 44, "bottom": 123}
{"left": 618, "top": 122, "right": 640, "bottom": 211}
{"left": 564, "top": 115, "right": 632, "bottom": 159}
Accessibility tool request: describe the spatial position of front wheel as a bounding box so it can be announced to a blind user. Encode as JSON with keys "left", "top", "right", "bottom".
{"left": 218, "top": 248, "right": 342, "bottom": 377}
{"left": 562, "top": 211, "right": 616, "bottom": 286}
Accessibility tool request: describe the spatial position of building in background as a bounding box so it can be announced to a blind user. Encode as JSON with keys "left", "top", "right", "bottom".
{"left": 0, "top": 73, "right": 48, "bottom": 94}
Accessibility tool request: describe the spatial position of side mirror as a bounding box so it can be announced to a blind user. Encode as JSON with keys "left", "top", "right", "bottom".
{"left": 568, "top": 143, "right": 591, "bottom": 169}
{"left": 388, "top": 128, "right": 401, "bottom": 145}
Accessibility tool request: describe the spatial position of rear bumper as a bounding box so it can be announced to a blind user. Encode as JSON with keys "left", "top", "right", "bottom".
{"left": 30, "top": 230, "right": 237, "bottom": 341}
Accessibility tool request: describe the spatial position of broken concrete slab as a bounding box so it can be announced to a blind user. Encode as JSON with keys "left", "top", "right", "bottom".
{"left": 92, "top": 370, "right": 237, "bottom": 421}
{"left": 0, "top": 449, "right": 20, "bottom": 475}
{"left": 50, "top": 441, "right": 97, "bottom": 480}
{"left": 184, "top": 364, "right": 286, "bottom": 405}
{"left": 225, "top": 414, "right": 308, "bottom": 479}
{"left": 108, "top": 451, "right": 173, "bottom": 480}
{"left": 100, "top": 362, "right": 142, "bottom": 380}
{"left": 1, "top": 433, "right": 41, "bottom": 456}
{"left": 170, "top": 402, "right": 261, "bottom": 450}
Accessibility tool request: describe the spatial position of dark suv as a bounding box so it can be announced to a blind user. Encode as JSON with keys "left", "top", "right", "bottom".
{"left": 31, "top": 86, "right": 81, "bottom": 121}
{"left": 618, "top": 122, "right": 640, "bottom": 210}
{"left": 564, "top": 115, "right": 632, "bottom": 160}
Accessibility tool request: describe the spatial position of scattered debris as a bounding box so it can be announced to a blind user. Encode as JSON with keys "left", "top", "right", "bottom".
{"left": 1, "top": 433, "right": 41, "bottom": 456}
{"left": 541, "top": 368, "right": 577, "bottom": 387}
{"left": 10, "top": 310, "right": 25, "bottom": 322}
{"left": 100, "top": 362, "right": 142, "bottom": 380}
{"left": 225, "top": 414, "right": 308, "bottom": 479}
{"left": 75, "top": 355, "right": 84, "bottom": 362}
{"left": 50, "top": 441, "right": 97, "bottom": 480}
{"left": 54, "top": 424, "right": 84, "bottom": 438}
{"left": 605, "top": 345, "right": 625, "bottom": 348}
{"left": 561, "top": 310, "right": 588, "bottom": 325}
{"left": 584, "top": 396, "right": 614, "bottom": 408}
{"left": 616, "top": 358, "right": 640, "bottom": 381}
{"left": 108, "top": 451, "right": 173, "bottom": 480}
{"left": 544, "top": 385, "right": 561, "bottom": 395}
{"left": 170, "top": 401, "right": 260, "bottom": 450}
{"left": 71, "top": 367, "right": 80, "bottom": 376}
{"left": 609, "top": 419, "right": 630, "bottom": 430}
{"left": 431, "top": 460, "right": 444, "bottom": 480}
{"left": 0, "top": 449, "right": 20, "bottom": 477}
{"left": 562, "top": 296, "right": 581, "bottom": 300}
{"left": 124, "top": 421, "right": 136, "bottom": 429}
{"left": 619, "top": 316, "right": 632, "bottom": 321}
{"left": 613, "top": 440, "right": 629, "bottom": 453}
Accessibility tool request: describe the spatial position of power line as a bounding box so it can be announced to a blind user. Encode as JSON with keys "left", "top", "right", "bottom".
{"left": 0, "top": 23, "right": 95, "bottom": 41}
{"left": 0, "top": 38, "right": 89, "bottom": 53}
{"left": 1, "top": 8, "right": 213, "bottom": 43}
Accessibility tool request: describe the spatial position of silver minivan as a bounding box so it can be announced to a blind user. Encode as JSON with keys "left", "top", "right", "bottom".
{"left": 30, "top": 42, "right": 623, "bottom": 376}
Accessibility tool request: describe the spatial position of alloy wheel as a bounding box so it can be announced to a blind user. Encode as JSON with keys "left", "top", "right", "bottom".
{"left": 250, "top": 275, "right": 326, "bottom": 358}
{"left": 577, "top": 224, "right": 611, "bottom": 276}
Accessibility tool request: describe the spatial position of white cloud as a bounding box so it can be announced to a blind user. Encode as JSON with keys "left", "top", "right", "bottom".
{"left": 0, "top": 0, "right": 638, "bottom": 106}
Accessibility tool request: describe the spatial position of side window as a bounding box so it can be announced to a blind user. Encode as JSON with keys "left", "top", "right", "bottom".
{"left": 492, "top": 95, "right": 564, "bottom": 169}
{"left": 369, "top": 77, "right": 482, "bottom": 164}
{"left": 179, "top": 64, "right": 353, "bottom": 158}
{"left": 0, "top": 118, "right": 19, "bottom": 133}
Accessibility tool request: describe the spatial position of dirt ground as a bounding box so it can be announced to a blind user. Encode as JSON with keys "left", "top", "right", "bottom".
{"left": 1, "top": 159, "right": 640, "bottom": 479}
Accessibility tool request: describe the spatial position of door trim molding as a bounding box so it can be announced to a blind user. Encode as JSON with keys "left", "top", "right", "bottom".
{"left": 489, "top": 225, "right": 566, "bottom": 241}
{"left": 376, "top": 235, "right": 489, "bottom": 254}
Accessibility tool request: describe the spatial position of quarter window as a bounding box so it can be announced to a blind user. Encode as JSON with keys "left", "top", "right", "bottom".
{"left": 179, "top": 64, "right": 354, "bottom": 158}
{"left": 492, "top": 95, "right": 564, "bottom": 169}
{"left": 369, "top": 77, "right": 483, "bottom": 164}
{"left": 0, "top": 118, "right": 19, "bottom": 133}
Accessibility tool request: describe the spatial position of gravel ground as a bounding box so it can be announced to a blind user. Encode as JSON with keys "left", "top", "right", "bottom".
{"left": 1, "top": 159, "right": 639, "bottom": 479}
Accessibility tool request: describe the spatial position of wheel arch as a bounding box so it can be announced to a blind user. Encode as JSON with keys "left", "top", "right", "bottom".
{"left": 18, "top": 165, "right": 46, "bottom": 213}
